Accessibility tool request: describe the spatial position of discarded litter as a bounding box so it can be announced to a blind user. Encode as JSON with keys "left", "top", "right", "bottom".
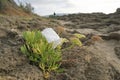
{"left": 41, "top": 28, "right": 62, "bottom": 48}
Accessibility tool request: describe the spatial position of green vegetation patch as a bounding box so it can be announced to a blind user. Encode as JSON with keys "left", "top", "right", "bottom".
{"left": 21, "top": 30, "right": 62, "bottom": 78}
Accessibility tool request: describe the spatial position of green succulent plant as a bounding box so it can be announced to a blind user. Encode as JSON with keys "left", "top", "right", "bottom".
{"left": 70, "top": 37, "right": 82, "bottom": 46}
{"left": 20, "top": 30, "right": 62, "bottom": 78}
{"left": 70, "top": 33, "right": 86, "bottom": 47}
{"left": 62, "top": 33, "right": 86, "bottom": 51}
{"left": 73, "top": 33, "right": 86, "bottom": 39}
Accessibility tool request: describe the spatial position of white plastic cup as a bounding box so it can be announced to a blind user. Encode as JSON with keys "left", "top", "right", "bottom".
{"left": 41, "top": 28, "right": 62, "bottom": 48}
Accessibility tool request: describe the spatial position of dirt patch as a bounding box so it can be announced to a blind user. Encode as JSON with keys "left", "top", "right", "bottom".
{"left": 114, "top": 47, "right": 120, "bottom": 59}
{"left": 0, "top": 31, "right": 44, "bottom": 80}
{"left": 49, "top": 46, "right": 114, "bottom": 80}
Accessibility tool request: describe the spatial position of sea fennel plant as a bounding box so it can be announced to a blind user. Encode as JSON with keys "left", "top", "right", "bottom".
{"left": 20, "top": 31, "right": 62, "bottom": 78}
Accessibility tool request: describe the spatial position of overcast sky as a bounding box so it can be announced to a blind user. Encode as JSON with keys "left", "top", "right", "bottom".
{"left": 15, "top": 0, "right": 120, "bottom": 16}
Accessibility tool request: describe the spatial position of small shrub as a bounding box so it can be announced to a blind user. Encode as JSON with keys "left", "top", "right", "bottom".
{"left": 0, "top": 1, "right": 5, "bottom": 11}
{"left": 73, "top": 33, "right": 86, "bottom": 39}
{"left": 70, "top": 33, "right": 86, "bottom": 47}
{"left": 70, "top": 37, "right": 82, "bottom": 47}
{"left": 19, "top": 2, "right": 34, "bottom": 14}
{"left": 63, "top": 33, "right": 86, "bottom": 50}
{"left": 21, "top": 31, "right": 62, "bottom": 78}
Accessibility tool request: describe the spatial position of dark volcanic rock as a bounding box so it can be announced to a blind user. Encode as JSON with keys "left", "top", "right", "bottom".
{"left": 109, "top": 32, "right": 120, "bottom": 40}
